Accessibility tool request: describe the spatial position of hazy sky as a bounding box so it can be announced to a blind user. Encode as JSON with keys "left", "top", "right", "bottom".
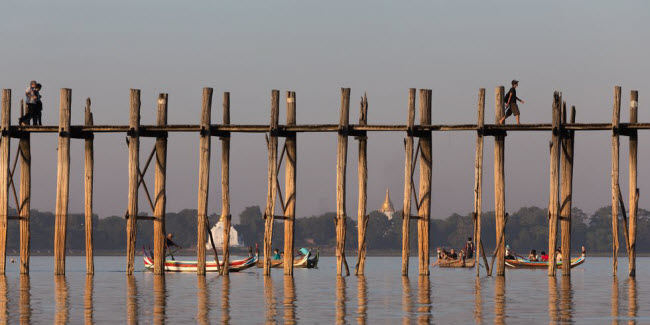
{"left": 1, "top": 1, "right": 648, "bottom": 222}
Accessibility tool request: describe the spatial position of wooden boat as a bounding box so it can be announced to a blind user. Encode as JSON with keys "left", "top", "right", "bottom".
{"left": 143, "top": 250, "right": 258, "bottom": 272}
{"left": 256, "top": 248, "right": 319, "bottom": 269}
{"left": 436, "top": 257, "right": 475, "bottom": 268}
{"left": 505, "top": 248, "right": 586, "bottom": 269}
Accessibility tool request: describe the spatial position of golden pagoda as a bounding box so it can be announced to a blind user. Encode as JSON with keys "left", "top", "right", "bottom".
{"left": 379, "top": 188, "right": 395, "bottom": 219}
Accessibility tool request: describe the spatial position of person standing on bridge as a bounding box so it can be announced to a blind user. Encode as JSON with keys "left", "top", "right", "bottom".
{"left": 498, "top": 80, "right": 525, "bottom": 125}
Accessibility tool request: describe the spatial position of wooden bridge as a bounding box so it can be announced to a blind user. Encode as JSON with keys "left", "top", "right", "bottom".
{"left": 0, "top": 86, "right": 641, "bottom": 278}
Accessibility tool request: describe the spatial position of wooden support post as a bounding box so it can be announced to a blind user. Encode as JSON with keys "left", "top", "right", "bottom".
{"left": 402, "top": 89, "right": 416, "bottom": 276}
{"left": 355, "top": 93, "right": 368, "bottom": 276}
{"left": 84, "top": 99, "right": 94, "bottom": 275}
{"left": 19, "top": 99, "right": 31, "bottom": 274}
{"left": 221, "top": 92, "right": 232, "bottom": 275}
{"left": 628, "top": 90, "right": 639, "bottom": 277}
{"left": 197, "top": 88, "right": 213, "bottom": 275}
{"left": 153, "top": 93, "right": 168, "bottom": 275}
{"left": 474, "top": 88, "right": 485, "bottom": 277}
{"left": 54, "top": 89, "right": 71, "bottom": 275}
{"left": 0, "top": 90, "right": 9, "bottom": 275}
{"left": 560, "top": 104, "right": 575, "bottom": 276}
{"left": 284, "top": 91, "right": 297, "bottom": 275}
{"left": 336, "top": 88, "right": 351, "bottom": 276}
{"left": 548, "top": 92, "right": 562, "bottom": 277}
{"left": 611, "top": 86, "right": 621, "bottom": 276}
{"left": 494, "top": 86, "right": 506, "bottom": 277}
{"left": 417, "top": 89, "right": 432, "bottom": 276}
{"left": 125, "top": 89, "right": 140, "bottom": 275}
{"left": 263, "top": 90, "right": 280, "bottom": 276}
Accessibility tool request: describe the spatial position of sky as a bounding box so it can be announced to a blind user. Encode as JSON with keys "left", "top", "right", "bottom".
{"left": 1, "top": 1, "right": 649, "bottom": 222}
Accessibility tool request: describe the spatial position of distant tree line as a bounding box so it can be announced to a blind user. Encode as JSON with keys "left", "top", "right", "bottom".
{"left": 4, "top": 205, "right": 650, "bottom": 255}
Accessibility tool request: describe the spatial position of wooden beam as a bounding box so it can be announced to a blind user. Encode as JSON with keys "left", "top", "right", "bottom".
{"left": 0, "top": 89, "right": 10, "bottom": 275}
{"left": 417, "top": 89, "right": 432, "bottom": 276}
{"left": 560, "top": 104, "right": 575, "bottom": 276}
{"left": 611, "top": 86, "right": 621, "bottom": 276}
{"left": 494, "top": 86, "right": 506, "bottom": 277}
{"left": 221, "top": 92, "right": 232, "bottom": 275}
{"left": 197, "top": 88, "right": 212, "bottom": 275}
{"left": 401, "top": 88, "right": 416, "bottom": 276}
{"left": 153, "top": 93, "right": 168, "bottom": 275}
{"left": 263, "top": 90, "right": 280, "bottom": 275}
{"left": 336, "top": 88, "right": 350, "bottom": 276}
{"left": 548, "top": 92, "right": 562, "bottom": 277}
{"left": 628, "top": 90, "right": 639, "bottom": 277}
{"left": 125, "top": 89, "right": 140, "bottom": 275}
{"left": 54, "top": 89, "right": 71, "bottom": 275}
{"left": 355, "top": 93, "right": 368, "bottom": 276}
{"left": 474, "top": 88, "right": 485, "bottom": 277}
{"left": 84, "top": 98, "right": 94, "bottom": 275}
{"left": 284, "top": 91, "right": 297, "bottom": 275}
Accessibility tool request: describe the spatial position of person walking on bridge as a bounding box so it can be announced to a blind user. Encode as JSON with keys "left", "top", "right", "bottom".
{"left": 498, "top": 80, "right": 525, "bottom": 125}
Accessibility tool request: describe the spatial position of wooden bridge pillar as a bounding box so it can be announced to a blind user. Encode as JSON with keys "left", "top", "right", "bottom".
{"left": 473, "top": 88, "right": 485, "bottom": 277}
{"left": 336, "top": 88, "right": 351, "bottom": 276}
{"left": 494, "top": 86, "right": 506, "bottom": 277}
{"left": 628, "top": 90, "right": 639, "bottom": 277}
{"left": 263, "top": 90, "right": 280, "bottom": 275}
{"left": 417, "top": 89, "right": 432, "bottom": 276}
{"left": 153, "top": 93, "right": 168, "bottom": 275}
{"left": 125, "top": 89, "right": 140, "bottom": 275}
{"left": 19, "top": 100, "right": 31, "bottom": 275}
{"left": 284, "top": 91, "right": 297, "bottom": 275}
{"left": 84, "top": 99, "right": 94, "bottom": 275}
{"left": 197, "top": 88, "right": 213, "bottom": 275}
{"left": 401, "top": 88, "right": 416, "bottom": 276}
{"left": 560, "top": 104, "right": 576, "bottom": 276}
{"left": 548, "top": 92, "right": 562, "bottom": 277}
{"left": 54, "top": 88, "right": 72, "bottom": 275}
{"left": 221, "top": 92, "right": 232, "bottom": 275}
{"left": 0, "top": 90, "right": 10, "bottom": 275}
{"left": 611, "top": 86, "right": 621, "bottom": 276}
{"left": 355, "top": 93, "right": 368, "bottom": 276}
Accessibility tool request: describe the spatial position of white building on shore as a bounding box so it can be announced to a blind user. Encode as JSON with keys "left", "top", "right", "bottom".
{"left": 206, "top": 219, "right": 244, "bottom": 249}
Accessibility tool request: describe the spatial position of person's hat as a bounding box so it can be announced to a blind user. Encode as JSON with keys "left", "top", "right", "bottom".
{"left": 30, "top": 80, "right": 37, "bottom": 85}
{"left": 511, "top": 79, "right": 519, "bottom": 85}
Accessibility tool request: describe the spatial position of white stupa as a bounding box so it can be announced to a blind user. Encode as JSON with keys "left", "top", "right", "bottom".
{"left": 379, "top": 188, "right": 396, "bottom": 220}
{"left": 206, "top": 218, "right": 244, "bottom": 249}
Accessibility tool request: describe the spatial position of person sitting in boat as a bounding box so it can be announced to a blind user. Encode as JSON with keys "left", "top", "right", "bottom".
{"left": 437, "top": 247, "right": 444, "bottom": 259}
{"left": 448, "top": 249, "right": 458, "bottom": 260}
{"left": 540, "top": 251, "right": 549, "bottom": 262}
{"left": 272, "top": 248, "right": 281, "bottom": 260}
{"left": 505, "top": 245, "right": 516, "bottom": 260}
{"left": 555, "top": 248, "right": 563, "bottom": 263}
{"left": 464, "top": 237, "right": 474, "bottom": 259}
{"left": 528, "top": 249, "right": 538, "bottom": 261}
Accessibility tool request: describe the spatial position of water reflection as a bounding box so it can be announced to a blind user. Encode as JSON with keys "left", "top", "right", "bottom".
{"left": 612, "top": 277, "right": 619, "bottom": 325}
{"left": 85, "top": 275, "right": 93, "bottom": 324}
{"left": 264, "top": 276, "right": 277, "bottom": 324}
{"left": 221, "top": 276, "right": 231, "bottom": 324}
{"left": 21, "top": 274, "right": 31, "bottom": 324}
{"left": 284, "top": 276, "right": 297, "bottom": 324}
{"left": 559, "top": 276, "right": 573, "bottom": 323}
{"left": 0, "top": 276, "right": 7, "bottom": 323}
{"left": 357, "top": 275, "right": 367, "bottom": 325}
{"left": 473, "top": 277, "right": 482, "bottom": 324}
{"left": 628, "top": 277, "right": 637, "bottom": 324}
{"left": 336, "top": 276, "right": 347, "bottom": 325}
{"left": 548, "top": 277, "right": 558, "bottom": 323}
{"left": 126, "top": 275, "right": 138, "bottom": 325}
{"left": 54, "top": 275, "right": 69, "bottom": 325}
{"left": 417, "top": 275, "right": 431, "bottom": 324}
{"left": 402, "top": 276, "right": 412, "bottom": 325}
{"left": 153, "top": 275, "right": 166, "bottom": 324}
{"left": 494, "top": 277, "right": 506, "bottom": 325}
{"left": 197, "top": 276, "right": 209, "bottom": 325}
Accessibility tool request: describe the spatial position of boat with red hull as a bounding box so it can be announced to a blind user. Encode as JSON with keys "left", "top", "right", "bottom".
{"left": 143, "top": 250, "right": 258, "bottom": 272}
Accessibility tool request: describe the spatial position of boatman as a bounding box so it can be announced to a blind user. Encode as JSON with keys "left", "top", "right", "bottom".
{"left": 165, "top": 233, "right": 182, "bottom": 260}
{"left": 498, "top": 80, "right": 525, "bottom": 125}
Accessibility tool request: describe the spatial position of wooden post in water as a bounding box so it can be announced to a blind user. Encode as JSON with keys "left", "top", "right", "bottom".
{"left": 125, "top": 89, "right": 140, "bottom": 275}
{"left": 494, "top": 86, "right": 506, "bottom": 277}
{"left": 473, "top": 88, "right": 485, "bottom": 277}
{"left": 355, "top": 93, "right": 368, "bottom": 276}
{"left": 153, "top": 93, "right": 168, "bottom": 275}
{"left": 54, "top": 89, "right": 71, "bottom": 275}
{"left": 628, "top": 90, "right": 639, "bottom": 277}
{"left": 401, "top": 89, "right": 416, "bottom": 276}
{"left": 0, "top": 90, "right": 9, "bottom": 275}
{"left": 284, "top": 91, "right": 297, "bottom": 275}
{"left": 221, "top": 92, "right": 232, "bottom": 275}
{"left": 417, "top": 89, "right": 432, "bottom": 276}
{"left": 84, "top": 99, "right": 94, "bottom": 275}
{"left": 560, "top": 104, "right": 575, "bottom": 276}
{"left": 336, "top": 88, "right": 351, "bottom": 276}
{"left": 263, "top": 90, "right": 280, "bottom": 276}
{"left": 19, "top": 100, "right": 31, "bottom": 274}
{"left": 611, "top": 86, "right": 621, "bottom": 276}
{"left": 197, "top": 88, "right": 213, "bottom": 275}
{"left": 548, "top": 92, "right": 561, "bottom": 277}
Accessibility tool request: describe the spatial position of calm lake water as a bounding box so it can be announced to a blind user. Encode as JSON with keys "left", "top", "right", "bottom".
{"left": 1, "top": 256, "right": 649, "bottom": 324}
